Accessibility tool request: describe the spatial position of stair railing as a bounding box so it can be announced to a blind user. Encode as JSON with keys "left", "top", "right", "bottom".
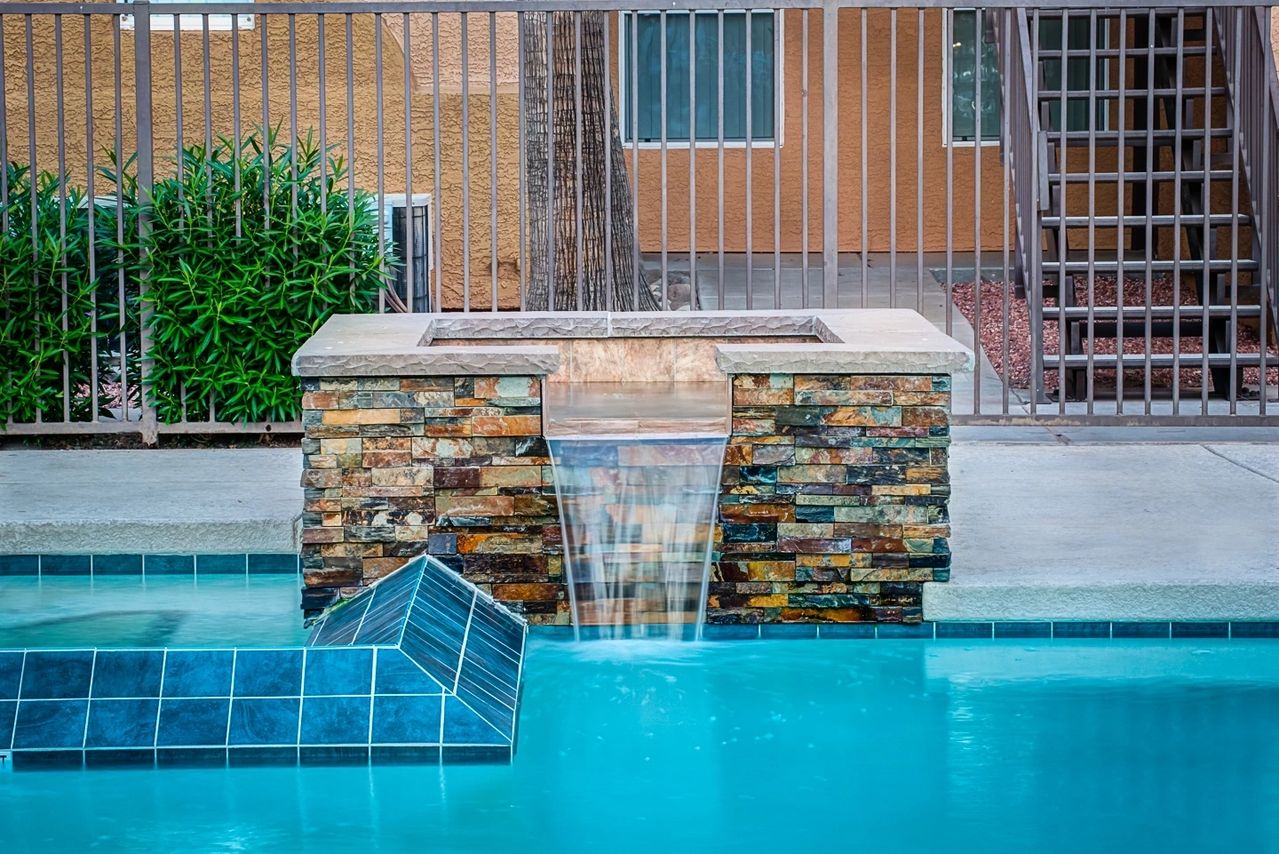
{"left": 1218, "top": 6, "right": 1278, "bottom": 398}
{"left": 998, "top": 7, "right": 1048, "bottom": 405}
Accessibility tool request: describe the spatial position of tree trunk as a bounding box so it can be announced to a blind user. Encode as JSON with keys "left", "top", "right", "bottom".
{"left": 523, "top": 11, "right": 659, "bottom": 312}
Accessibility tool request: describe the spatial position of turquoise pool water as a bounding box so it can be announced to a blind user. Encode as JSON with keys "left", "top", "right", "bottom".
{"left": 0, "top": 576, "right": 308, "bottom": 648}
{"left": 3, "top": 638, "right": 1277, "bottom": 852}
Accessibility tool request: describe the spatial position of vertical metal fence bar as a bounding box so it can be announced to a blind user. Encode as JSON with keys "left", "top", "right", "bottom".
{"left": 55, "top": 15, "right": 70, "bottom": 421}
{"left": 1057, "top": 10, "right": 1067, "bottom": 414}
{"left": 375, "top": 13, "right": 386, "bottom": 313}
{"left": 1084, "top": 9, "right": 1096, "bottom": 414}
{"left": 689, "top": 11, "right": 697, "bottom": 308}
{"left": 1258, "top": 9, "right": 1271, "bottom": 416}
{"left": 402, "top": 13, "right": 414, "bottom": 312}
{"left": 801, "top": 9, "right": 809, "bottom": 309}
{"left": 288, "top": 14, "right": 298, "bottom": 228}
{"left": 547, "top": 12, "right": 556, "bottom": 309}
{"left": 1171, "top": 8, "right": 1185, "bottom": 413}
{"left": 944, "top": 10, "right": 953, "bottom": 333}
{"left": 716, "top": 10, "right": 724, "bottom": 307}
{"left": 604, "top": 11, "right": 613, "bottom": 310}
{"left": 745, "top": 10, "right": 753, "bottom": 308}
{"left": 24, "top": 16, "right": 37, "bottom": 424}
{"left": 432, "top": 13, "right": 443, "bottom": 311}
{"left": 1201, "top": 8, "right": 1213, "bottom": 413}
{"left": 659, "top": 11, "right": 668, "bottom": 307}
{"left": 318, "top": 13, "right": 327, "bottom": 229}
{"left": 972, "top": 8, "right": 982, "bottom": 415}
{"left": 574, "top": 12, "right": 584, "bottom": 310}
{"left": 860, "top": 9, "right": 868, "bottom": 307}
{"left": 174, "top": 13, "right": 184, "bottom": 221}
{"left": 1229, "top": 8, "right": 1243, "bottom": 411}
{"left": 85, "top": 15, "right": 99, "bottom": 424}
{"left": 489, "top": 12, "right": 498, "bottom": 310}
{"left": 134, "top": 0, "right": 157, "bottom": 441}
{"left": 821, "top": 0, "right": 838, "bottom": 309}
{"left": 772, "top": 9, "right": 781, "bottom": 309}
{"left": 889, "top": 10, "right": 897, "bottom": 309}
{"left": 113, "top": 15, "right": 129, "bottom": 425}
{"left": 1115, "top": 9, "right": 1126, "bottom": 412}
{"left": 517, "top": 12, "right": 527, "bottom": 311}
{"left": 463, "top": 13, "right": 477, "bottom": 309}
{"left": 263, "top": 12, "right": 271, "bottom": 228}
{"left": 999, "top": 8, "right": 1011, "bottom": 414}
{"left": 232, "top": 13, "right": 243, "bottom": 255}
{"left": 345, "top": 14, "right": 356, "bottom": 297}
{"left": 1143, "top": 8, "right": 1155, "bottom": 414}
{"left": 915, "top": 8, "right": 924, "bottom": 317}
{"left": 1029, "top": 8, "right": 1040, "bottom": 418}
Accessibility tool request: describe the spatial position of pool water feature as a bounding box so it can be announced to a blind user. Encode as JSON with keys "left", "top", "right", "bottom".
{"left": 2, "top": 637, "right": 1276, "bottom": 852}
{"left": 546, "top": 382, "right": 729, "bottom": 640}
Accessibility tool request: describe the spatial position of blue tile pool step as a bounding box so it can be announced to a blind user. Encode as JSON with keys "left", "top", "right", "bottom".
{"left": 526, "top": 620, "right": 1279, "bottom": 641}
{"left": 0, "top": 553, "right": 300, "bottom": 577}
{"left": 0, "top": 555, "right": 527, "bottom": 769}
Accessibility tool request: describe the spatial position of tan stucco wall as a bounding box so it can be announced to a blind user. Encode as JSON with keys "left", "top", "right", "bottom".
{"left": 3, "top": 8, "right": 523, "bottom": 310}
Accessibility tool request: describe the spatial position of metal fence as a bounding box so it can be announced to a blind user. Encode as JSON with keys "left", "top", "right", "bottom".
{"left": 2, "top": 1, "right": 1277, "bottom": 438}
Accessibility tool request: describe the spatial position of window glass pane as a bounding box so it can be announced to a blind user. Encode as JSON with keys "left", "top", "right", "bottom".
{"left": 950, "top": 10, "right": 1002, "bottom": 142}
{"left": 625, "top": 12, "right": 775, "bottom": 143}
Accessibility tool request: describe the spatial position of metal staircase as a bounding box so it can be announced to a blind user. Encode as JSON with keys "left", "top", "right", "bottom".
{"left": 1002, "top": 6, "right": 1278, "bottom": 408}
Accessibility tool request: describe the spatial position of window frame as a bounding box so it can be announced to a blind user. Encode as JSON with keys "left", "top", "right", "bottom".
{"left": 119, "top": 0, "right": 255, "bottom": 33}
{"left": 941, "top": 9, "right": 1003, "bottom": 149}
{"left": 616, "top": 9, "right": 785, "bottom": 150}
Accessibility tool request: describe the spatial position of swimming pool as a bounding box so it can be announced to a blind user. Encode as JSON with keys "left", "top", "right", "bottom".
{"left": 2, "top": 637, "right": 1276, "bottom": 853}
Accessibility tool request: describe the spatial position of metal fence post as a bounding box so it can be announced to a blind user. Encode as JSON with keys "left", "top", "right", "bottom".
{"left": 822, "top": 0, "right": 839, "bottom": 308}
{"left": 133, "top": 0, "right": 157, "bottom": 442}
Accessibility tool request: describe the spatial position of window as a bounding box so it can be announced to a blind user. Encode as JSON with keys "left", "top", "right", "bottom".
{"left": 120, "top": 0, "right": 255, "bottom": 32}
{"left": 946, "top": 10, "right": 1107, "bottom": 144}
{"left": 620, "top": 11, "right": 779, "bottom": 145}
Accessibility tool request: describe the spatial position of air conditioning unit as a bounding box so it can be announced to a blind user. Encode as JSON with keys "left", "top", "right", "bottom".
{"left": 379, "top": 193, "right": 434, "bottom": 313}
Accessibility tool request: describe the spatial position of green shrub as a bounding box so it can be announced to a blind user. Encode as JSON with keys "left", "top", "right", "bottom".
{"left": 129, "top": 128, "right": 391, "bottom": 424}
{"left": 0, "top": 164, "right": 100, "bottom": 423}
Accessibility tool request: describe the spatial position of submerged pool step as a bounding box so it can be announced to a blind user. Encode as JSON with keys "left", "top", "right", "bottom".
{"left": 0, "top": 555, "right": 527, "bottom": 770}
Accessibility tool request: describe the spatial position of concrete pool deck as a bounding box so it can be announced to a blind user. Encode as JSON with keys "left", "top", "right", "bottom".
{"left": 2, "top": 432, "right": 1276, "bottom": 621}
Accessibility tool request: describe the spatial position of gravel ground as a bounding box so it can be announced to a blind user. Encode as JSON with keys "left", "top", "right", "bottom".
{"left": 951, "top": 275, "right": 1279, "bottom": 395}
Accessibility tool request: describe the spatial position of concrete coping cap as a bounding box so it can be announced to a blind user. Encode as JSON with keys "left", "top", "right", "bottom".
{"left": 291, "top": 309, "right": 975, "bottom": 378}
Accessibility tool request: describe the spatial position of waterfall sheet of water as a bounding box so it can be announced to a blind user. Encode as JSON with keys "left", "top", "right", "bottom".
{"left": 545, "top": 382, "right": 729, "bottom": 641}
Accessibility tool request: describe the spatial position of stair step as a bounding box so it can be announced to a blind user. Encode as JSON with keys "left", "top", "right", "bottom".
{"left": 1043, "top": 352, "right": 1266, "bottom": 369}
{"left": 1037, "top": 86, "right": 1228, "bottom": 102}
{"left": 1047, "top": 169, "right": 1235, "bottom": 183}
{"left": 1036, "top": 46, "right": 1208, "bottom": 60}
{"left": 1041, "top": 214, "right": 1252, "bottom": 228}
{"left": 1048, "top": 128, "right": 1235, "bottom": 144}
{"left": 1041, "top": 259, "right": 1259, "bottom": 274}
{"left": 1042, "top": 305, "right": 1263, "bottom": 321}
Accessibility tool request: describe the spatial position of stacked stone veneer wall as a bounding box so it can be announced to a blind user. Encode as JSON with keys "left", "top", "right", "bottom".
{"left": 300, "top": 371, "right": 951, "bottom": 625}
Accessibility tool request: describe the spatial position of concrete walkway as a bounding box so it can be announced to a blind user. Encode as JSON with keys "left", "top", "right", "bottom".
{"left": 2, "top": 436, "right": 1276, "bottom": 620}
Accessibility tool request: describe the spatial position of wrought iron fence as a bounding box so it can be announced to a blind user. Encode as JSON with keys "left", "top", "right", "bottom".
{"left": 1, "top": 0, "right": 1277, "bottom": 438}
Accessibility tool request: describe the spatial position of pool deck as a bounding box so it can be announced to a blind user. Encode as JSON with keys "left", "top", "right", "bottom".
{"left": 2, "top": 431, "right": 1276, "bottom": 621}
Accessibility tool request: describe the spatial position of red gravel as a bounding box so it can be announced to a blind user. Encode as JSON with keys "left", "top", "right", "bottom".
{"left": 950, "top": 276, "right": 1279, "bottom": 395}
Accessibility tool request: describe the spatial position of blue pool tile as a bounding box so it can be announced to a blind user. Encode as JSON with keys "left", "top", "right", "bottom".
{"left": 228, "top": 698, "right": 300, "bottom": 746}
{"left": 702, "top": 624, "right": 760, "bottom": 641}
{"left": 372, "top": 695, "right": 443, "bottom": 745}
{"left": 0, "top": 700, "right": 15, "bottom": 748}
{"left": 92, "top": 650, "right": 164, "bottom": 699}
{"left": 442, "top": 745, "right": 510, "bottom": 764}
{"left": 0, "top": 652, "right": 23, "bottom": 700}
{"left": 1112, "top": 622, "right": 1171, "bottom": 639}
{"left": 819, "top": 623, "right": 877, "bottom": 639}
{"left": 13, "top": 700, "right": 88, "bottom": 749}
{"left": 84, "top": 749, "right": 156, "bottom": 768}
{"left": 248, "top": 553, "right": 300, "bottom": 575}
{"left": 156, "top": 747, "right": 227, "bottom": 767}
{"left": 760, "top": 624, "right": 819, "bottom": 640}
{"left": 228, "top": 746, "right": 299, "bottom": 766}
{"left": 156, "top": 698, "right": 230, "bottom": 747}
{"left": 299, "top": 745, "right": 369, "bottom": 765}
{"left": 93, "top": 554, "right": 143, "bottom": 575}
{"left": 300, "top": 696, "right": 371, "bottom": 745}
{"left": 994, "top": 621, "right": 1053, "bottom": 639}
{"left": 41, "top": 554, "right": 92, "bottom": 576}
{"left": 1230, "top": 621, "right": 1279, "bottom": 638}
{"left": 84, "top": 699, "right": 159, "bottom": 748}
{"left": 304, "top": 648, "right": 374, "bottom": 697}
{"left": 197, "top": 554, "right": 248, "bottom": 574}
{"left": 145, "top": 554, "right": 195, "bottom": 575}
{"left": 935, "top": 622, "right": 995, "bottom": 639}
{"left": 20, "top": 650, "right": 95, "bottom": 699}
{"left": 162, "top": 650, "right": 234, "bottom": 698}
{"left": 11, "top": 751, "right": 84, "bottom": 770}
{"left": 373, "top": 745, "right": 442, "bottom": 764}
{"left": 374, "top": 650, "right": 445, "bottom": 696}
{"left": 0, "top": 555, "right": 39, "bottom": 576}
{"left": 1052, "top": 621, "right": 1112, "bottom": 639}
{"left": 442, "top": 696, "right": 506, "bottom": 746}
{"left": 1171, "top": 621, "right": 1230, "bottom": 639}
{"left": 527, "top": 625, "right": 575, "bottom": 641}
{"left": 877, "top": 623, "right": 935, "bottom": 639}
{"left": 234, "top": 650, "right": 303, "bottom": 698}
